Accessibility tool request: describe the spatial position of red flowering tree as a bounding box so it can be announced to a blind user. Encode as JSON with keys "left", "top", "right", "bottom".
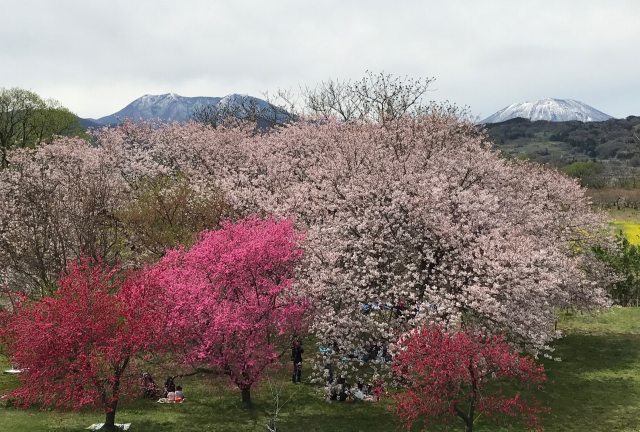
{"left": 151, "top": 217, "right": 307, "bottom": 406}
{"left": 392, "top": 326, "right": 546, "bottom": 432}
{"left": 2, "top": 258, "right": 166, "bottom": 430}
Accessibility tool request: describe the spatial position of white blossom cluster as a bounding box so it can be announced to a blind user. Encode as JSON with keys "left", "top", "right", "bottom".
{"left": 229, "top": 117, "right": 612, "bottom": 381}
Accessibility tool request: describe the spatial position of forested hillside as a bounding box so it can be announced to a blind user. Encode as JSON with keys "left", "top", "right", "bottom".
{"left": 485, "top": 116, "right": 640, "bottom": 166}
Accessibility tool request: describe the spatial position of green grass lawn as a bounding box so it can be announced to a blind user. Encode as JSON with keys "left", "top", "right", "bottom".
{"left": 2, "top": 308, "right": 640, "bottom": 431}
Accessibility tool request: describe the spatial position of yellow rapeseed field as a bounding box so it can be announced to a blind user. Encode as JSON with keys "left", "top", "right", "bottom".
{"left": 611, "top": 221, "right": 640, "bottom": 245}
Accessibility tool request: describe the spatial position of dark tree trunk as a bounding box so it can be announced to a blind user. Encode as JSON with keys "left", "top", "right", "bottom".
{"left": 464, "top": 418, "right": 473, "bottom": 432}
{"left": 0, "top": 148, "right": 7, "bottom": 169}
{"left": 463, "top": 363, "right": 478, "bottom": 432}
{"left": 455, "top": 398, "right": 476, "bottom": 432}
{"left": 241, "top": 386, "right": 252, "bottom": 407}
{"left": 101, "top": 365, "right": 125, "bottom": 431}
{"left": 103, "top": 409, "right": 117, "bottom": 430}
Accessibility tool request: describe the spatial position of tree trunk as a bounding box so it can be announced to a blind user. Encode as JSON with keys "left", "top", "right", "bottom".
{"left": 102, "top": 367, "right": 124, "bottom": 430}
{"left": 241, "top": 386, "right": 252, "bottom": 407}
{"left": 455, "top": 405, "right": 471, "bottom": 432}
{"left": 0, "top": 147, "right": 7, "bottom": 169}
{"left": 465, "top": 363, "right": 477, "bottom": 432}
{"left": 464, "top": 417, "right": 473, "bottom": 432}
{"left": 102, "top": 408, "right": 117, "bottom": 430}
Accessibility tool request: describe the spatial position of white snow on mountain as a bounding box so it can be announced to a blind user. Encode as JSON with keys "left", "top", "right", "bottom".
{"left": 482, "top": 98, "right": 613, "bottom": 124}
{"left": 93, "top": 93, "right": 221, "bottom": 125}
{"left": 90, "top": 93, "right": 285, "bottom": 125}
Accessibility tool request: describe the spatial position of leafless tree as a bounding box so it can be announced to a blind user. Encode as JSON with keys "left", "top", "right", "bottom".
{"left": 193, "top": 73, "right": 446, "bottom": 131}
{"left": 301, "top": 71, "right": 436, "bottom": 123}
{"left": 191, "top": 95, "right": 294, "bottom": 130}
{"left": 265, "top": 375, "right": 301, "bottom": 432}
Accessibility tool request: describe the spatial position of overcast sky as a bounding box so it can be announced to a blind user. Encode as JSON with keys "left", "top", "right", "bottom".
{"left": 1, "top": 0, "right": 638, "bottom": 119}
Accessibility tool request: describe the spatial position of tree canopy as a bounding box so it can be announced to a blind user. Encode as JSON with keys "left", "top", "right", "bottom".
{"left": 392, "top": 326, "right": 546, "bottom": 432}
{"left": 0, "top": 77, "right": 614, "bottom": 392}
{"left": 150, "top": 217, "right": 308, "bottom": 406}
{"left": 1, "top": 258, "right": 166, "bottom": 430}
{"left": 0, "top": 87, "right": 82, "bottom": 168}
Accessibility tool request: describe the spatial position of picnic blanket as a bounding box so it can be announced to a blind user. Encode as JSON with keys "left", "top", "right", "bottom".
{"left": 157, "top": 398, "right": 184, "bottom": 404}
{"left": 85, "top": 423, "right": 131, "bottom": 430}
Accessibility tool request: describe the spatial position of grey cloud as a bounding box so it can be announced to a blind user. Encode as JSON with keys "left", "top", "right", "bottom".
{"left": 0, "top": 0, "right": 638, "bottom": 119}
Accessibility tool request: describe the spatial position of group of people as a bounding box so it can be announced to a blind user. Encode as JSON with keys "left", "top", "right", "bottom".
{"left": 141, "top": 373, "right": 184, "bottom": 403}
{"left": 294, "top": 338, "right": 383, "bottom": 402}
{"left": 139, "top": 338, "right": 379, "bottom": 404}
{"left": 327, "top": 377, "right": 381, "bottom": 402}
{"left": 162, "top": 376, "right": 185, "bottom": 403}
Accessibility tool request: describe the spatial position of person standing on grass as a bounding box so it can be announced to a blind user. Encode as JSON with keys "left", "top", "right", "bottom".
{"left": 291, "top": 338, "right": 304, "bottom": 383}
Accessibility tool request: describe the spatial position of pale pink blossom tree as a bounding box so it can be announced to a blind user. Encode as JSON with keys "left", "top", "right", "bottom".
{"left": 228, "top": 116, "right": 612, "bottom": 382}
{"left": 0, "top": 139, "right": 127, "bottom": 297}
{"left": 0, "top": 123, "right": 239, "bottom": 295}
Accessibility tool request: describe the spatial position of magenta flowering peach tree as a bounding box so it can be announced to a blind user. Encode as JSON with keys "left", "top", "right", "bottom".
{"left": 148, "top": 217, "right": 308, "bottom": 406}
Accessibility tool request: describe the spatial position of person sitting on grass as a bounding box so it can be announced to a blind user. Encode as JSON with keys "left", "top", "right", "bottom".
{"left": 141, "top": 372, "right": 161, "bottom": 399}
{"left": 167, "top": 391, "right": 176, "bottom": 402}
{"left": 326, "top": 376, "right": 352, "bottom": 402}
{"left": 352, "top": 381, "right": 374, "bottom": 402}
{"left": 164, "top": 376, "right": 176, "bottom": 397}
{"left": 175, "top": 386, "right": 184, "bottom": 402}
{"left": 157, "top": 383, "right": 185, "bottom": 404}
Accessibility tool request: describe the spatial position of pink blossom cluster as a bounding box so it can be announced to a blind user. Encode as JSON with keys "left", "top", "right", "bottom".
{"left": 227, "top": 117, "right": 611, "bottom": 380}
{"left": 149, "top": 217, "right": 307, "bottom": 400}
{"left": 393, "top": 326, "right": 546, "bottom": 431}
{"left": 2, "top": 258, "right": 166, "bottom": 415}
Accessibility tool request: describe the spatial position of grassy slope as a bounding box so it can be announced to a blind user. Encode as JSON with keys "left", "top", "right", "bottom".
{"left": 542, "top": 308, "right": 640, "bottom": 431}
{"left": 2, "top": 308, "right": 640, "bottom": 431}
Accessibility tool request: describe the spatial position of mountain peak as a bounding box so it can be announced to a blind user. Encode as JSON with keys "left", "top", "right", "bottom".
{"left": 95, "top": 93, "right": 222, "bottom": 125}
{"left": 482, "top": 98, "right": 613, "bottom": 124}
{"left": 90, "top": 93, "right": 287, "bottom": 126}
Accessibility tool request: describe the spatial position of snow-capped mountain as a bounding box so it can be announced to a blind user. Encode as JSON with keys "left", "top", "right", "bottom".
{"left": 482, "top": 98, "right": 613, "bottom": 124}
{"left": 92, "top": 93, "right": 221, "bottom": 125}
{"left": 86, "top": 93, "right": 285, "bottom": 126}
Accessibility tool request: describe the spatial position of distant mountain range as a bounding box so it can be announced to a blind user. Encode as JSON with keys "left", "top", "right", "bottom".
{"left": 80, "top": 93, "right": 285, "bottom": 127}
{"left": 84, "top": 95, "right": 617, "bottom": 129}
{"left": 482, "top": 98, "right": 613, "bottom": 123}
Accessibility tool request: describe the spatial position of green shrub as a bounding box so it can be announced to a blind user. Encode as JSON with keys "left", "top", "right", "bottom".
{"left": 594, "top": 232, "right": 640, "bottom": 305}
